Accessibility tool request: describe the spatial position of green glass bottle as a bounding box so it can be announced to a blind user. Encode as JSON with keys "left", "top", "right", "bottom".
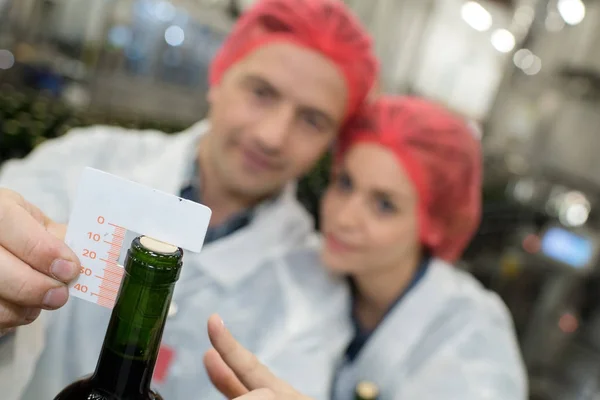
{"left": 354, "top": 381, "right": 379, "bottom": 400}
{"left": 53, "top": 235, "right": 184, "bottom": 400}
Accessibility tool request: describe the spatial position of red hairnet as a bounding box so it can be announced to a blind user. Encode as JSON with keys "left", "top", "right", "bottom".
{"left": 337, "top": 96, "right": 483, "bottom": 262}
{"left": 209, "top": 0, "right": 378, "bottom": 120}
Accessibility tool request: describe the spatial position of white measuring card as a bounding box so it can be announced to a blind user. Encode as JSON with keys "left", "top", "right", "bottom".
{"left": 64, "top": 167, "right": 212, "bottom": 309}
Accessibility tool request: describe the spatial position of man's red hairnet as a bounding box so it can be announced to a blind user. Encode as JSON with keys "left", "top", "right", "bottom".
{"left": 209, "top": 0, "right": 379, "bottom": 121}
{"left": 337, "top": 96, "right": 483, "bottom": 262}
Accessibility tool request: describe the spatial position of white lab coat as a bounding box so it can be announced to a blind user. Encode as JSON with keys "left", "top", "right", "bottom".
{"left": 0, "top": 120, "right": 352, "bottom": 400}
{"left": 333, "top": 258, "right": 528, "bottom": 400}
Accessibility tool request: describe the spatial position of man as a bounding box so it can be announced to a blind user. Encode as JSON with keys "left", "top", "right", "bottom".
{"left": 0, "top": 0, "right": 378, "bottom": 398}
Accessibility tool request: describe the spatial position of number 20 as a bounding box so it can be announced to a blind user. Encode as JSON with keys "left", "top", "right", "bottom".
{"left": 82, "top": 249, "right": 97, "bottom": 259}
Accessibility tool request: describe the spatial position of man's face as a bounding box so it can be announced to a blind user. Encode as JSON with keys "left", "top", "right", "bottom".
{"left": 205, "top": 42, "right": 348, "bottom": 200}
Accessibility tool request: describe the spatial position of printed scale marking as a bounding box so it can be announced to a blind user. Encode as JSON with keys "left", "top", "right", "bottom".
{"left": 65, "top": 167, "right": 212, "bottom": 309}
{"left": 75, "top": 215, "right": 127, "bottom": 309}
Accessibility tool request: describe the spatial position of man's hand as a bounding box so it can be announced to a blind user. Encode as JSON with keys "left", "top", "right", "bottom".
{"left": 203, "top": 314, "right": 313, "bottom": 400}
{"left": 0, "top": 189, "right": 80, "bottom": 330}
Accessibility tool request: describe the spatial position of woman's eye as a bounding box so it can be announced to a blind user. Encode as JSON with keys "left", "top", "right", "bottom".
{"left": 375, "top": 198, "right": 397, "bottom": 214}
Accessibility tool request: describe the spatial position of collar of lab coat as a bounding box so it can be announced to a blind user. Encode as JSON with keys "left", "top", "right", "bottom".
{"left": 335, "top": 258, "right": 526, "bottom": 400}
{"left": 129, "top": 119, "right": 314, "bottom": 287}
{"left": 341, "top": 259, "right": 461, "bottom": 385}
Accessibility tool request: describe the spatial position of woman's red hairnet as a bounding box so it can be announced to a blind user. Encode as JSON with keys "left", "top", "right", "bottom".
{"left": 209, "top": 0, "right": 379, "bottom": 121}
{"left": 337, "top": 96, "right": 483, "bottom": 262}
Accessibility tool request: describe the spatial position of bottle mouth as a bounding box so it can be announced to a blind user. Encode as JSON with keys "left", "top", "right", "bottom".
{"left": 126, "top": 236, "right": 183, "bottom": 281}
{"left": 140, "top": 236, "right": 178, "bottom": 255}
{"left": 356, "top": 381, "right": 379, "bottom": 399}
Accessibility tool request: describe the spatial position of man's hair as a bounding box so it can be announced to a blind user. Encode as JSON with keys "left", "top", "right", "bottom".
{"left": 209, "top": 0, "right": 379, "bottom": 122}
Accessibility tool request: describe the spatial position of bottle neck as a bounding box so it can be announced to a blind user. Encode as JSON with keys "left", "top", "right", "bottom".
{"left": 92, "top": 270, "right": 175, "bottom": 397}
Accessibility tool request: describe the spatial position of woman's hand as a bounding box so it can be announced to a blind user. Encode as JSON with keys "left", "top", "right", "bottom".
{"left": 203, "top": 314, "right": 313, "bottom": 400}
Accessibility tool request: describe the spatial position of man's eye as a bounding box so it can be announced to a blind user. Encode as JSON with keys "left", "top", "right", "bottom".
{"left": 335, "top": 173, "right": 352, "bottom": 192}
{"left": 301, "top": 114, "right": 324, "bottom": 131}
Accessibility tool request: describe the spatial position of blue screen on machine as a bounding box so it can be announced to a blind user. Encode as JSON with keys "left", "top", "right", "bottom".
{"left": 541, "top": 227, "right": 594, "bottom": 269}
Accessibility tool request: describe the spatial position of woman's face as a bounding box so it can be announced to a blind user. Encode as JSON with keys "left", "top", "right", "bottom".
{"left": 320, "top": 143, "right": 421, "bottom": 276}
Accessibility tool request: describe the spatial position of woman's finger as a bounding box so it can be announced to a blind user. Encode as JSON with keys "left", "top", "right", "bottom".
{"left": 233, "top": 388, "right": 276, "bottom": 400}
{"left": 207, "top": 314, "right": 293, "bottom": 393}
{"left": 204, "top": 348, "right": 249, "bottom": 399}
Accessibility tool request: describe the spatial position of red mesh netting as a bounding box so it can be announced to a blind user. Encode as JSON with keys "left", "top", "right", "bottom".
{"left": 337, "top": 96, "right": 483, "bottom": 262}
{"left": 209, "top": 0, "right": 379, "bottom": 121}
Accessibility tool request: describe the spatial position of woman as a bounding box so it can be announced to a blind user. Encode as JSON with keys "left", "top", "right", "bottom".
{"left": 203, "top": 95, "right": 528, "bottom": 400}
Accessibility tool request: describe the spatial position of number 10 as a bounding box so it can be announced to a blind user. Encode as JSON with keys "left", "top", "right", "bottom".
{"left": 88, "top": 232, "right": 101, "bottom": 241}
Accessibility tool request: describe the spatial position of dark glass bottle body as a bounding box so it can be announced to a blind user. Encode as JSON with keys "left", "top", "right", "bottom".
{"left": 53, "top": 236, "right": 183, "bottom": 400}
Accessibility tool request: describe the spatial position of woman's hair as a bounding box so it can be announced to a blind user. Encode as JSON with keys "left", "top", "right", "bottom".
{"left": 335, "top": 96, "right": 482, "bottom": 262}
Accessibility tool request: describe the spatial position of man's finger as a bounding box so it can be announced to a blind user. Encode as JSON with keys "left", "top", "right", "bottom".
{"left": 47, "top": 220, "right": 68, "bottom": 242}
{"left": 0, "top": 298, "right": 41, "bottom": 329}
{"left": 0, "top": 198, "right": 79, "bottom": 282}
{"left": 233, "top": 388, "right": 276, "bottom": 400}
{"left": 207, "top": 314, "right": 293, "bottom": 392}
{"left": 204, "top": 348, "right": 249, "bottom": 399}
{"left": 0, "top": 247, "right": 69, "bottom": 308}
{"left": 18, "top": 196, "right": 68, "bottom": 242}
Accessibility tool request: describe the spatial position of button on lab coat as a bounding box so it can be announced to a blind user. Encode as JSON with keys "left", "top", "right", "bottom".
{"left": 333, "top": 259, "right": 528, "bottom": 400}
{"left": 0, "top": 121, "right": 352, "bottom": 400}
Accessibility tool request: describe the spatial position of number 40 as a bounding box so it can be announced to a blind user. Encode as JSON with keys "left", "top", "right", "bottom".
{"left": 73, "top": 283, "right": 88, "bottom": 293}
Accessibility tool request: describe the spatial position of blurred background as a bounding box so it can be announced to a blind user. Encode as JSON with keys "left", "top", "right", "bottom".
{"left": 1, "top": 0, "right": 600, "bottom": 398}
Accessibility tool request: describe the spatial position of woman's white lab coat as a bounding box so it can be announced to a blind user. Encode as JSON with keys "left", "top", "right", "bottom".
{"left": 333, "top": 258, "right": 528, "bottom": 400}
{"left": 0, "top": 121, "right": 352, "bottom": 400}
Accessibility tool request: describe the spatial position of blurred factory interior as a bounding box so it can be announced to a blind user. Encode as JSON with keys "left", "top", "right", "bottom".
{"left": 2, "top": 0, "right": 600, "bottom": 398}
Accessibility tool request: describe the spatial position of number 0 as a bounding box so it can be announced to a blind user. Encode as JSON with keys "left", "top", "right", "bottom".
{"left": 97, "top": 216, "right": 105, "bottom": 224}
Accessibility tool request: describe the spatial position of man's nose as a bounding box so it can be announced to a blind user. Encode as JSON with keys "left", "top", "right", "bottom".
{"left": 254, "top": 105, "right": 295, "bottom": 153}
